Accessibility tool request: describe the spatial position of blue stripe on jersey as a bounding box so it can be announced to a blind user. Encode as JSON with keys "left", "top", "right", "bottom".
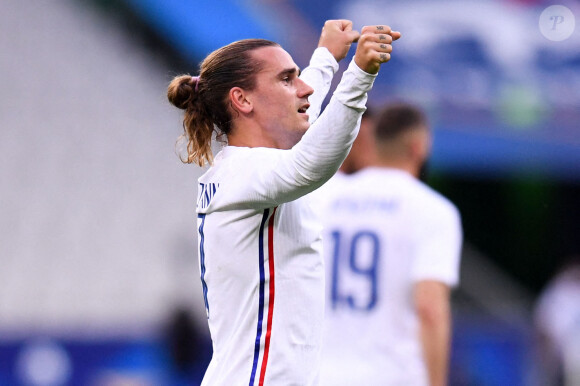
{"left": 249, "top": 208, "right": 270, "bottom": 386}
{"left": 198, "top": 213, "right": 210, "bottom": 319}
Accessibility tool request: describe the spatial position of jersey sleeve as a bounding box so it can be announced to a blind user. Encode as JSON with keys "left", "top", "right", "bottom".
{"left": 298, "top": 47, "right": 339, "bottom": 124}
{"left": 410, "top": 201, "right": 463, "bottom": 287}
{"left": 272, "top": 59, "right": 376, "bottom": 202}
{"left": 204, "top": 59, "right": 377, "bottom": 212}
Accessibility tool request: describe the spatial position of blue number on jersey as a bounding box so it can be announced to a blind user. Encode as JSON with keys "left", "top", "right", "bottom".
{"left": 330, "top": 229, "right": 380, "bottom": 311}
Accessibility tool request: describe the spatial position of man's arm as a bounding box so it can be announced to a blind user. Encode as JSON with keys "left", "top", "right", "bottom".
{"left": 414, "top": 280, "right": 451, "bottom": 386}
{"left": 412, "top": 197, "right": 461, "bottom": 386}
{"left": 214, "top": 25, "right": 401, "bottom": 209}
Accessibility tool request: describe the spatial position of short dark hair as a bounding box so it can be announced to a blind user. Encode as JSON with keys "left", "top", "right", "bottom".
{"left": 375, "top": 103, "right": 427, "bottom": 141}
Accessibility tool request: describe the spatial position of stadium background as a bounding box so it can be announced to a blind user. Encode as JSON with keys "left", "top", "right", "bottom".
{"left": 1, "top": 0, "right": 579, "bottom": 384}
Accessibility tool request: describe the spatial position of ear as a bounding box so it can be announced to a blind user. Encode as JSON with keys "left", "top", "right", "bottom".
{"left": 229, "top": 87, "right": 253, "bottom": 114}
{"left": 407, "top": 136, "right": 421, "bottom": 160}
{"left": 409, "top": 129, "right": 431, "bottom": 161}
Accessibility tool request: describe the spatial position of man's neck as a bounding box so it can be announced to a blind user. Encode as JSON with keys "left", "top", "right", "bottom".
{"left": 375, "top": 159, "right": 418, "bottom": 178}
{"left": 227, "top": 122, "right": 275, "bottom": 148}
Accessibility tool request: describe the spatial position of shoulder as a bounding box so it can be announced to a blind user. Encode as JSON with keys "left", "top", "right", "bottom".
{"left": 223, "top": 146, "right": 284, "bottom": 162}
{"left": 199, "top": 146, "right": 285, "bottom": 181}
{"left": 405, "top": 179, "right": 461, "bottom": 227}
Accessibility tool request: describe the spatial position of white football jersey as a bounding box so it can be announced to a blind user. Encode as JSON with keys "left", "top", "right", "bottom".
{"left": 197, "top": 52, "right": 377, "bottom": 386}
{"left": 318, "top": 167, "right": 462, "bottom": 386}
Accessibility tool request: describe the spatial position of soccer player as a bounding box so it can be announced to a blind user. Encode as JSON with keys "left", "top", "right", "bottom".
{"left": 319, "top": 103, "right": 463, "bottom": 386}
{"left": 167, "top": 21, "right": 401, "bottom": 385}
{"left": 534, "top": 255, "right": 580, "bottom": 385}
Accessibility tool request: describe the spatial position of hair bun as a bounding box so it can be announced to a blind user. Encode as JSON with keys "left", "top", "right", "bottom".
{"left": 167, "top": 75, "right": 195, "bottom": 110}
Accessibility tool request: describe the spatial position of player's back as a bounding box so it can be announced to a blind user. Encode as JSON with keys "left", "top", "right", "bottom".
{"left": 319, "top": 167, "right": 461, "bottom": 386}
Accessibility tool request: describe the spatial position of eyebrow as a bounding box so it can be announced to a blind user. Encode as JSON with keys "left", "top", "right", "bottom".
{"left": 277, "top": 67, "right": 301, "bottom": 78}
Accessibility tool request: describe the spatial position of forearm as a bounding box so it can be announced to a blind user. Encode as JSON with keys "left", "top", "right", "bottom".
{"left": 415, "top": 280, "right": 452, "bottom": 386}
{"left": 299, "top": 47, "right": 339, "bottom": 124}
{"left": 289, "top": 59, "right": 376, "bottom": 187}
{"left": 419, "top": 301, "right": 451, "bottom": 386}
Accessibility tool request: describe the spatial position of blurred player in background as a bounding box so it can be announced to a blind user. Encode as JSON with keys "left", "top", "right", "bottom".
{"left": 319, "top": 103, "right": 463, "bottom": 386}
{"left": 167, "top": 20, "right": 401, "bottom": 385}
{"left": 534, "top": 254, "right": 580, "bottom": 386}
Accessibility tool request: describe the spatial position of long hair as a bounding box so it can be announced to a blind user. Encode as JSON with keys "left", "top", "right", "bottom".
{"left": 167, "top": 39, "right": 280, "bottom": 166}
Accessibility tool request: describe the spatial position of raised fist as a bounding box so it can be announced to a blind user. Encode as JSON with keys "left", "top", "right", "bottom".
{"left": 318, "top": 19, "right": 361, "bottom": 62}
{"left": 354, "top": 25, "right": 401, "bottom": 74}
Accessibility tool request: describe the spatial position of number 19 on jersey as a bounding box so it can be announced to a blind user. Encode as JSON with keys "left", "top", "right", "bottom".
{"left": 329, "top": 229, "right": 381, "bottom": 312}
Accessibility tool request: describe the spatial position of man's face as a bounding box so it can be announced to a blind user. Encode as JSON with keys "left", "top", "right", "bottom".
{"left": 246, "top": 46, "right": 314, "bottom": 149}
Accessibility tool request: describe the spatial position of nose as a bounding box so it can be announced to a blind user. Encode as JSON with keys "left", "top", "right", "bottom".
{"left": 296, "top": 77, "right": 314, "bottom": 99}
